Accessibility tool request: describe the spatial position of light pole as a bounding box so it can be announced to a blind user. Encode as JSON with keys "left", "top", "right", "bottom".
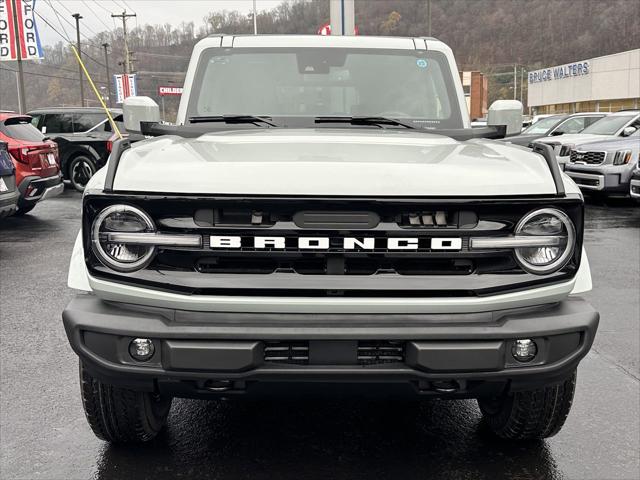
{"left": 72, "top": 13, "right": 85, "bottom": 106}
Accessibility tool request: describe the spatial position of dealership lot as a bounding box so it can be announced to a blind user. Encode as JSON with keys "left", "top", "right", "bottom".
{"left": 1, "top": 190, "right": 638, "bottom": 480}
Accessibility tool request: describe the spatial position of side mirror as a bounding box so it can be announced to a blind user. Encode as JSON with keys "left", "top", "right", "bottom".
{"left": 123, "top": 96, "right": 160, "bottom": 133}
{"left": 622, "top": 126, "right": 637, "bottom": 137}
{"left": 550, "top": 130, "right": 564, "bottom": 136}
{"left": 487, "top": 100, "right": 523, "bottom": 137}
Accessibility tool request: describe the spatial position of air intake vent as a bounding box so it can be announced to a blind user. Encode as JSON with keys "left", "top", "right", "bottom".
{"left": 357, "top": 341, "right": 405, "bottom": 365}
{"left": 400, "top": 210, "right": 477, "bottom": 229}
{"left": 264, "top": 341, "right": 309, "bottom": 365}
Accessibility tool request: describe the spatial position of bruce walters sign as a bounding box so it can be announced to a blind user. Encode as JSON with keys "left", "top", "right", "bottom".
{"left": 529, "top": 60, "right": 590, "bottom": 84}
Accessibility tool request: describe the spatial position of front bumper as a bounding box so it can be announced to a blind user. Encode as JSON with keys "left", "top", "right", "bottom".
{"left": 565, "top": 169, "right": 631, "bottom": 193}
{"left": 63, "top": 295, "right": 599, "bottom": 398}
{"left": 17, "top": 173, "right": 63, "bottom": 206}
{"left": 0, "top": 189, "right": 19, "bottom": 218}
{"left": 630, "top": 178, "right": 640, "bottom": 199}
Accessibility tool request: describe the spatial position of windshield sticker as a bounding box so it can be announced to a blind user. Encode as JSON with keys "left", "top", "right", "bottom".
{"left": 416, "top": 59, "right": 428, "bottom": 69}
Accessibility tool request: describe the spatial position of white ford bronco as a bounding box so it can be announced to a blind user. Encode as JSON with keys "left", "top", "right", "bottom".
{"left": 63, "top": 35, "right": 599, "bottom": 443}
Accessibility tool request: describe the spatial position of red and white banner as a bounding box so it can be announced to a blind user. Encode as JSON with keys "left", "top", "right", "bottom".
{"left": 114, "top": 74, "right": 137, "bottom": 104}
{"left": 158, "top": 86, "right": 183, "bottom": 97}
{"left": 0, "top": 0, "right": 44, "bottom": 61}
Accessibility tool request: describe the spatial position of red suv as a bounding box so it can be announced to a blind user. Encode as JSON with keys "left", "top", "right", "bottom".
{"left": 0, "top": 113, "right": 63, "bottom": 215}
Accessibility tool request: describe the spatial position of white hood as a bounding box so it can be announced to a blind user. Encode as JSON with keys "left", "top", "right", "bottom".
{"left": 112, "top": 129, "right": 557, "bottom": 196}
{"left": 536, "top": 133, "right": 611, "bottom": 148}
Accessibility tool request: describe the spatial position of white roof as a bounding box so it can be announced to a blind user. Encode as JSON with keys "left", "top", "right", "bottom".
{"left": 197, "top": 34, "right": 446, "bottom": 51}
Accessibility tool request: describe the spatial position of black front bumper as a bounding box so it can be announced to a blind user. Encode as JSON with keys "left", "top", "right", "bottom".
{"left": 63, "top": 295, "right": 599, "bottom": 398}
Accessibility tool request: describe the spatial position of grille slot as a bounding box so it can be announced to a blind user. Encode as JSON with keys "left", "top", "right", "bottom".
{"left": 357, "top": 341, "right": 405, "bottom": 365}
{"left": 570, "top": 150, "right": 606, "bottom": 165}
{"left": 264, "top": 341, "right": 309, "bottom": 365}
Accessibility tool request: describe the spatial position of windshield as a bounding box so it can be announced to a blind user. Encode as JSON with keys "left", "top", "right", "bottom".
{"left": 187, "top": 48, "right": 463, "bottom": 129}
{"left": 581, "top": 115, "right": 635, "bottom": 135}
{"left": 522, "top": 116, "right": 562, "bottom": 135}
{"left": 0, "top": 118, "right": 46, "bottom": 142}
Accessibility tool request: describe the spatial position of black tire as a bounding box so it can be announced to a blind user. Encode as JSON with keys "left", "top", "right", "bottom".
{"left": 478, "top": 370, "right": 576, "bottom": 440}
{"left": 13, "top": 203, "right": 36, "bottom": 216}
{"left": 79, "top": 362, "right": 172, "bottom": 443}
{"left": 68, "top": 155, "right": 96, "bottom": 192}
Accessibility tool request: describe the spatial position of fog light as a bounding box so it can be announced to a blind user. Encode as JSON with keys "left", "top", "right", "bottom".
{"left": 512, "top": 339, "right": 537, "bottom": 362}
{"left": 129, "top": 338, "right": 155, "bottom": 361}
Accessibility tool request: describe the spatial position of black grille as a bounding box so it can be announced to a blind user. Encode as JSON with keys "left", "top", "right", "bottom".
{"left": 570, "top": 150, "right": 605, "bottom": 165}
{"left": 357, "top": 341, "right": 405, "bottom": 365}
{"left": 264, "top": 341, "right": 309, "bottom": 364}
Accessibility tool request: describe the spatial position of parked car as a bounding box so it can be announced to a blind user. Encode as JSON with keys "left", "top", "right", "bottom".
{"left": 64, "top": 34, "right": 598, "bottom": 444}
{"left": 0, "top": 113, "right": 63, "bottom": 215}
{"left": 505, "top": 113, "right": 606, "bottom": 147}
{"left": 564, "top": 131, "right": 640, "bottom": 196}
{"left": 630, "top": 166, "right": 640, "bottom": 201}
{"left": 536, "top": 110, "right": 640, "bottom": 169}
{"left": 0, "top": 141, "right": 19, "bottom": 218}
{"left": 28, "top": 107, "right": 124, "bottom": 191}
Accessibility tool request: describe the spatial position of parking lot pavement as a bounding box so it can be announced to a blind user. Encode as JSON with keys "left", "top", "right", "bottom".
{"left": 1, "top": 190, "right": 638, "bottom": 480}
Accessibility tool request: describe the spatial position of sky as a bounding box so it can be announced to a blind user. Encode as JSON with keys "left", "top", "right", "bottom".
{"left": 37, "top": 0, "right": 285, "bottom": 46}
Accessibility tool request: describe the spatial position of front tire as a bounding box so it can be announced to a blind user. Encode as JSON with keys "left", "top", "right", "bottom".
{"left": 478, "top": 370, "right": 576, "bottom": 440}
{"left": 69, "top": 155, "right": 96, "bottom": 192}
{"left": 79, "top": 362, "right": 172, "bottom": 443}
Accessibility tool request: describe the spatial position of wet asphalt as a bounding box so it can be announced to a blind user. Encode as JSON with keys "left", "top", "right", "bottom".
{"left": 0, "top": 190, "right": 638, "bottom": 480}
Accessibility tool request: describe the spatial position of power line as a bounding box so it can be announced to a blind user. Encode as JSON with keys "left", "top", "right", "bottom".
{"left": 121, "top": 0, "right": 136, "bottom": 13}
{"left": 0, "top": 65, "right": 108, "bottom": 85}
{"left": 35, "top": 11, "right": 109, "bottom": 69}
{"left": 81, "top": 0, "right": 114, "bottom": 33}
{"left": 91, "top": 0, "right": 115, "bottom": 16}
{"left": 135, "top": 51, "right": 189, "bottom": 59}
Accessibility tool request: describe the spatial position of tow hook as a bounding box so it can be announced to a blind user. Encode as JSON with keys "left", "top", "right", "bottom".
{"left": 205, "top": 380, "right": 233, "bottom": 392}
{"left": 432, "top": 380, "right": 460, "bottom": 393}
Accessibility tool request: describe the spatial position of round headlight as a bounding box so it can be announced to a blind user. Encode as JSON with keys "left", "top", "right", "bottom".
{"left": 514, "top": 208, "right": 576, "bottom": 275}
{"left": 91, "top": 205, "right": 156, "bottom": 272}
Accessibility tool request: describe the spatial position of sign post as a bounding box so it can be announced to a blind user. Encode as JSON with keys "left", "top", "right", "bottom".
{"left": 113, "top": 73, "right": 137, "bottom": 104}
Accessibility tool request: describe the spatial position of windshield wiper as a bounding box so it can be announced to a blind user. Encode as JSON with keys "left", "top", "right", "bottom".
{"left": 314, "top": 116, "right": 417, "bottom": 129}
{"left": 189, "top": 115, "right": 279, "bottom": 127}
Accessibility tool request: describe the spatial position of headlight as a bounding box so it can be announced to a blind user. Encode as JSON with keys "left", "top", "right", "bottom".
{"left": 514, "top": 208, "right": 576, "bottom": 274}
{"left": 559, "top": 144, "right": 574, "bottom": 157}
{"left": 613, "top": 150, "right": 633, "bottom": 165}
{"left": 91, "top": 205, "right": 156, "bottom": 272}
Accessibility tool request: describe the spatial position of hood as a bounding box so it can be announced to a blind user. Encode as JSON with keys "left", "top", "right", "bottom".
{"left": 573, "top": 135, "right": 640, "bottom": 152}
{"left": 112, "top": 129, "right": 557, "bottom": 196}
{"left": 501, "top": 133, "right": 544, "bottom": 147}
{"left": 536, "top": 133, "right": 611, "bottom": 147}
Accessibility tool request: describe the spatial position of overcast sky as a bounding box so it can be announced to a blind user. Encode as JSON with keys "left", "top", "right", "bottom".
{"left": 38, "top": 0, "right": 285, "bottom": 46}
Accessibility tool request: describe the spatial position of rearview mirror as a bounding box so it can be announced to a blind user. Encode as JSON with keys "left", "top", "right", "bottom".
{"left": 487, "top": 100, "right": 523, "bottom": 137}
{"left": 123, "top": 96, "right": 161, "bottom": 133}
{"left": 622, "top": 126, "right": 637, "bottom": 137}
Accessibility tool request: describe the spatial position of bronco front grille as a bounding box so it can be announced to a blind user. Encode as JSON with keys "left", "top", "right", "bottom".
{"left": 570, "top": 150, "right": 606, "bottom": 165}
{"left": 84, "top": 195, "right": 585, "bottom": 296}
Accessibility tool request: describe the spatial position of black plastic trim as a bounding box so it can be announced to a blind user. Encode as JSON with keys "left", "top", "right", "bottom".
{"left": 103, "top": 138, "right": 131, "bottom": 192}
{"left": 531, "top": 141, "right": 566, "bottom": 197}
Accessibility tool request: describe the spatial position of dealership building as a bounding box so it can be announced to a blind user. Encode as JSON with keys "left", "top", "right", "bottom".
{"left": 527, "top": 49, "right": 639, "bottom": 114}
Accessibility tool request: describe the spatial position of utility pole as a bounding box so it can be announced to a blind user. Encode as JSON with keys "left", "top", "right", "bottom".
{"left": 72, "top": 13, "right": 85, "bottom": 106}
{"left": 520, "top": 66, "right": 524, "bottom": 103}
{"left": 427, "top": 0, "right": 432, "bottom": 36}
{"left": 111, "top": 11, "right": 137, "bottom": 74}
{"left": 10, "top": 0, "right": 26, "bottom": 113}
{"left": 102, "top": 43, "right": 113, "bottom": 107}
{"left": 252, "top": 0, "right": 257, "bottom": 35}
{"left": 513, "top": 64, "right": 517, "bottom": 100}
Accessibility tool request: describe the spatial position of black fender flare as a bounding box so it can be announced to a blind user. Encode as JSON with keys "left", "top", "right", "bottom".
{"left": 59, "top": 143, "right": 101, "bottom": 177}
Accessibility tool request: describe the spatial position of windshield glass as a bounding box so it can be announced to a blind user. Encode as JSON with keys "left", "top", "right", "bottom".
{"left": 187, "top": 48, "right": 463, "bottom": 129}
{"left": 0, "top": 118, "right": 46, "bottom": 142}
{"left": 522, "top": 116, "right": 562, "bottom": 135}
{"left": 581, "top": 115, "right": 635, "bottom": 135}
